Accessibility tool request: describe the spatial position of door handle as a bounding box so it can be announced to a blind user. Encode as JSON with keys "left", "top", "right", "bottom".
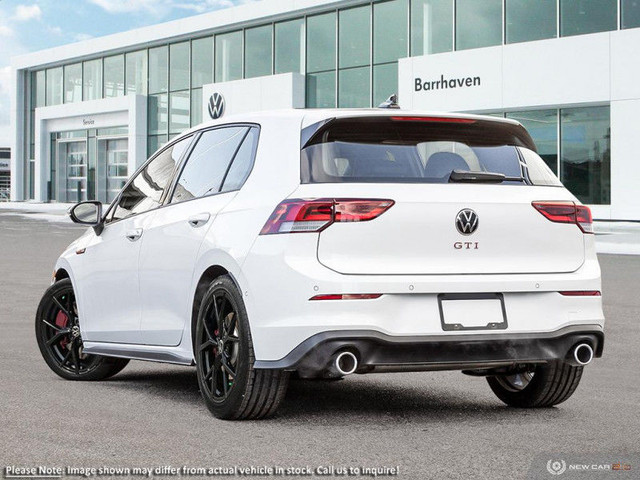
{"left": 125, "top": 228, "right": 143, "bottom": 241}
{"left": 188, "top": 213, "right": 211, "bottom": 228}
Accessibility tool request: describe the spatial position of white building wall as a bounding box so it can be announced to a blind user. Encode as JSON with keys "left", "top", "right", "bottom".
{"left": 201, "top": 73, "right": 305, "bottom": 120}
{"left": 398, "top": 29, "right": 640, "bottom": 220}
{"left": 10, "top": 68, "right": 24, "bottom": 201}
{"left": 610, "top": 100, "right": 640, "bottom": 220}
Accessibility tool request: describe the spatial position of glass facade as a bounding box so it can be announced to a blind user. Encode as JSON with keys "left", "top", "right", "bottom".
{"left": 63, "top": 63, "right": 82, "bottom": 104}
{"left": 492, "top": 106, "right": 610, "bottom": 204}
{"left": 560, "top": 0, "right": 618, "bottom": 37}
{"left": 169, "top": 91, "right": 190, "bottom": 134}
{"left": 307, "top": 12, "right": 336, "bottom": 107}
{"left": 215, "top": 31, "right": 243, "bottom": 82}
{"left": 149, "top": 46, "right": 169, "bottom": 94}
{"left": 338, "top": 6, "right": 372, "bottom": 108}
{"left": 339, "top": 6, "right": 371, "bottom": 69}
{"left": 148, "top": 94, "right": 168, "bottom": 136}
{"left": 411, "top": 0, "right": 453, "bottom": 55}
{"left": 25, "top": 0, "right": 629, "bottom": 203}
{"left": 125, "top": 50, "right": 147, "bottom": 95}
{"left": 33, "top": 70, "right": 45, "bottom": 108}
{"left": 372, "top": 0, "right": 407, "bottom": 106}
{"left": 275, "top": 19, "right": 304, "bottom": 74}
{"left": 373, "top": 0, "right": 408, "bottom": 64}
{"left": 245, "top": 26, "right": 272, "bottom": 78}
{"left": 373, "top": 63, "right": 398, "bottom": 106}
{"left": 45, "top": 67, "right": 63, "bottom": 106}
{"left": 170, "top": 42, "right": 190, "bottom": 91}
{"left": 506, "top": 0, "right": 557, "bottom": 44}
{"left": 191, "top": 88, "right": 203, "bottom": 127}
{"left": 83, "top": 59, "right": 103, "bottom": 101}
{"left": 339, "top": 67, "right": 370, "bottom": 107}
{"left": 307, "top": 13, "right": 336, "bottom": 73}
{"left": 191, "top": 37, "right": 213, "bottom": 88}
{"left": 622, "top": 0, "right": 640, "bottom": 28}
{"left": 307, "top": 71, "right": 336, "bottom": 108}
{"left": 456, "top": 0, "right": 502, "bottom": 50}
{"left": 104, "top": 55, "right": 124, "bottom": 98}
{"left": 103, "top": 138, "right": 129, "bottom": 203}
{"left": 560, "top": 106, "right": 611, "bottom": 205}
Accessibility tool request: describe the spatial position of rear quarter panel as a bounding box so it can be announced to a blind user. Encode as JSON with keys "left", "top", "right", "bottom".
{"left": 184, "top": 114, "right": 305, "bottom": 354}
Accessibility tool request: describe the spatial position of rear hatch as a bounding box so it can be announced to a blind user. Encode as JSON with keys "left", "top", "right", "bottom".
{"left": 295, "top": 183, "right": 584, "bottom": 275}
{"left": 294, "top": 115, "right": 587, "bottom": 275}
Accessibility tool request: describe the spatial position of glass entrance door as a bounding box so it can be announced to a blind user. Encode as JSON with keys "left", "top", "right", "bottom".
{"left": 97, "top": 137, "right": 128, "bottom": 203}
{"left": 51, "top": 128, "right": 128, "bottom": 203}
{"left": 56, "top": 140, "right": 88, "bottom": 202}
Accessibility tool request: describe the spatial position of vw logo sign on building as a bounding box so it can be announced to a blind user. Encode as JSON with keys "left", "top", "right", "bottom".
{"left": 208, "top": 92, "right": 225, "bottom": 119}
{"left": 455, "top": 209, "right": 479, "bottom": 235}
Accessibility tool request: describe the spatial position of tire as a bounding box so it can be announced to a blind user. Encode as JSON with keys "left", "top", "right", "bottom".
{"left": 35, "top": 279, "right": 129, "bottom": 381}
{"left": 195, "top": 275, "right": 289, "bottom": 420}
{"left": 487, "top": 361, "right": 584, "bottom": 408}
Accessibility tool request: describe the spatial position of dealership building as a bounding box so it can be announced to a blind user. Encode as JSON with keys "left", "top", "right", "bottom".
{"left": 0, "top": 147, "right": 9, "bottom": 202}
{"left": 9, "top": 0, "right": 640, "bottom": 220}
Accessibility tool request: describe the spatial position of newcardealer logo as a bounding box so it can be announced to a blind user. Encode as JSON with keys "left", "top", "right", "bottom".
{"left": 547, "top": 460, "right": 567, "bottom": 475}
{"left": 545, "top": 458, "right": 632, "bottom": 475}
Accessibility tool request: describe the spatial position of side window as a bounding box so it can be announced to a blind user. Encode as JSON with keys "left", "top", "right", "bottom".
{"left": 109, "top": 136, "right": 191, "bottom": 222}
{"left": 221, "top": 127, "right": 259, "bottom": 192}
{"left": 171, "top": 126, "right": 248, "bottom": 204}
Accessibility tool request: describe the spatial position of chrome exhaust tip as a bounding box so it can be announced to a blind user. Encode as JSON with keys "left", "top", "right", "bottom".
{"left": 573, "top": 343, "right": 594, "bottom": 366}
{"left": 334, "top": 351, "right": 358, "bottom": 375}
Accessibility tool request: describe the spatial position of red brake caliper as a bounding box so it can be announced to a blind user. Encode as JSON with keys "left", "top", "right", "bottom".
{"left": 55, "top": 310, "right": 69, "bottom": 349}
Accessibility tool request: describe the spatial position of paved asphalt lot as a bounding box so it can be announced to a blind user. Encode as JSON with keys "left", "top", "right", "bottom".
{"left": 0, "top": 212, "right": 638, "bottom": 480}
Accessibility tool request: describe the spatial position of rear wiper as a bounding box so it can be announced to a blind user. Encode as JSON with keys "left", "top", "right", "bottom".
{"left": 448, "top": 170, "right": 525, "bottom": 183}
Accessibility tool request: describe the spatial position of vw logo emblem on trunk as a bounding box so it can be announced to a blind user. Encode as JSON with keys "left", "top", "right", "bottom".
{"left": 455, "top": 209, "right": 479, "bottom": 235}
{"left": 208, "top": 92, "right": 225, "bottom": 119}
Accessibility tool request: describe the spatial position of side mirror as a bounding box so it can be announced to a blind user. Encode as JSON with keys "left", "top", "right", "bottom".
{"left": 69, "top": 201, "right": 104, "bottom": 234}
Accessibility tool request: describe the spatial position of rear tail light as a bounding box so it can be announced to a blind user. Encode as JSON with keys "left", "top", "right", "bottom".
{"left": 559, "top": 291, "right": 601, "bottom": 296}
{"left": 532, "top": 201, "right": 593, "bottom": 234}
{"left": 575, "top": 205, "right": 593, "bottom": 233}
{"left": 260, "top": 198, "right": 394, "bottom": 235}
{"left": 310, "top": 294, "right": 382, "bottom": 301}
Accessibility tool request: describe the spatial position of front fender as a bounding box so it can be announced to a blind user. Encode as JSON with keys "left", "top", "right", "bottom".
{"left": 53, "top": 228, "right": 94, "bottom": 336}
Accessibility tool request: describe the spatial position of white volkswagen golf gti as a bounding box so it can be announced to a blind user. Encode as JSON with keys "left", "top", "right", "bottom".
{"left": 36, "top": 109, "right": 605, "bottom": 419}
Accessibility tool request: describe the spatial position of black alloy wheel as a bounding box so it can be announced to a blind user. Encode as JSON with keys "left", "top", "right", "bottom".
{"left": 195, "top": 275, "right": 289, "bottom": 420}
{"left": 487, "top": 361, "right": 584, "bottom": 407}
{"left": 35, "top": 279, "right": 129, "bottom": 381}
{"left": 198, "top": 288, "right": 240, "bottom": 401}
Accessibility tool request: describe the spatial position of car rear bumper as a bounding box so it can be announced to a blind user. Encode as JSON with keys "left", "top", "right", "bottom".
{"left": 241, "top": 235, "right": 605, "bottom": 362}
{"left": 254, "top": 325, "right": 604, "bottom": 374}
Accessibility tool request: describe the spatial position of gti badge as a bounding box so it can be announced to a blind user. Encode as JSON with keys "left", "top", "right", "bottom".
{"left": 208, "top": 92, "right": 225, "bottom": 119}
{"left": 455, "top": 208, "right": 478, "bottom": 235}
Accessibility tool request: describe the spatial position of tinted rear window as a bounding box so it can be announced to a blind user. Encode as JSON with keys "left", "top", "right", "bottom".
{"left": 300, "top": 117, "right": 559, "bottom": 186}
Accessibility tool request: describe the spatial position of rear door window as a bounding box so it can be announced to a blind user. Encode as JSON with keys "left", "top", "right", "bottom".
{"left": 220, "top": 127, "right": 259, "bottom": 193}
{"left": 171, "top": 126, "right": 249, "bottom": 204}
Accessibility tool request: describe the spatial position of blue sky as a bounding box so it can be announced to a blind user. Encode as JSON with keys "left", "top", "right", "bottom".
{"left": 0, "top": 0, "right": 254, "bottom": 145}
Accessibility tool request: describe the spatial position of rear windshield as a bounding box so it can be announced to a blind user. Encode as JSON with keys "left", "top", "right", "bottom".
{"left": 301, "top": 117, "right": 561, "bottom": 186}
